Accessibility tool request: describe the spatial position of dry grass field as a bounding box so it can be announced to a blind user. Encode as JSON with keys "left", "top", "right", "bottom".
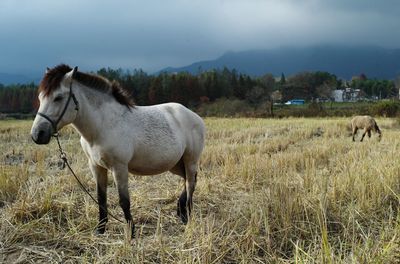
{"left": 1, "top": 117, "right": 400, "bottom": 263}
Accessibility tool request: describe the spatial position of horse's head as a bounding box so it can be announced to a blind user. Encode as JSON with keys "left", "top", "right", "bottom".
{"left": 378, "top": 132, "right": 382, "bottom": 141}
{"left": 31, "top": 65, "right": 79, "bottom": 144}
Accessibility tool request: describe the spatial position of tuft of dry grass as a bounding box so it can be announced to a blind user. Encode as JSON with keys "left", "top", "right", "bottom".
{"left": 1, "top": 117, "right": 400, "bottom": 263}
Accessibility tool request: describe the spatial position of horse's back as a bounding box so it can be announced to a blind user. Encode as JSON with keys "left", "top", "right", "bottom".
{"left": 163, "top": 103, "right": 205, "bottom": 131}
{"left": 351, "top": 115, "right": 376, "bottom": 129}
{"left": 155, "top": 103, "right": 205, "bottom": 145}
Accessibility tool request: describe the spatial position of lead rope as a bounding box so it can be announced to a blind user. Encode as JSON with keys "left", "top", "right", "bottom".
{"left": 54, "top": 133, "right": 124, "bottom": 224}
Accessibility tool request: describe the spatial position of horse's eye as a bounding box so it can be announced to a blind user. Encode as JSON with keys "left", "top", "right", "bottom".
{"left": 54, "top": 96, "right": 63, "bottom": 102}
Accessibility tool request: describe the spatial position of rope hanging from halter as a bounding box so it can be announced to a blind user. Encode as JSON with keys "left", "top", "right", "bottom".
{"left": 55, "top": 135, "right": 124, "bottom": 223}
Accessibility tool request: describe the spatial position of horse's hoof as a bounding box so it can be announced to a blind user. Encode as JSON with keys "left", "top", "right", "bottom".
{"left": 177, "top": 209, "right": 188, "bottom": 224}
{"left": 94, "top": 228, "right": 106, "bottom": 236}
{"left": 177, "top": 202, "right": 188, "bottom": 224}
{"left": 180, "top": 214, "right": 188, "bottom": 225}
{"left": 177, "top": 207, "right": 188, "bottom": 224}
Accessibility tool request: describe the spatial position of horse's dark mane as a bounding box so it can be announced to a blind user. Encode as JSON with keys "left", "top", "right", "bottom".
{"left": 39, "top": 64, "right": 135, "bottom": 108}
{"left": 74, "top": 71, "right": 135, "bottom": 108}
{"left": 39, "top": 64, "right": 71, "bottom": 96}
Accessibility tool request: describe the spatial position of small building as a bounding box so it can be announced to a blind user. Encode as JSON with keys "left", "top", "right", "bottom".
{"left": 332, "top": 90, "right": 344, "bottom": 102}
{"left": 285, "top": 99, "right": 305, "bottom": 105}
{"left": 331, "top": 88, "right": 366, "bottom": 102}
{"left": 343, "top": 88, "right": 362, "bottom": 102}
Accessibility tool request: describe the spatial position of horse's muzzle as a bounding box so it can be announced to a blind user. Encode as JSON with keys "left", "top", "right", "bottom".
{"left": 31, "top": 123, "right": 52, "bottom": 145}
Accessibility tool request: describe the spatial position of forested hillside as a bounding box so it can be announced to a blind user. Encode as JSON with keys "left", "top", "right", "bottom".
{"left": 0, "top": 68, "right": 397, "bottom": 115}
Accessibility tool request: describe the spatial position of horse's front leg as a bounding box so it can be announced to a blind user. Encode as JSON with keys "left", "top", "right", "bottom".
{"left": 89, "top": 160, "right": 108, "bottom": 235}
{"left": 112, "top": 165, "right": 135, "bottom": 238}
{"left": 360, "top": 128, "right": 367, "bottom": 142}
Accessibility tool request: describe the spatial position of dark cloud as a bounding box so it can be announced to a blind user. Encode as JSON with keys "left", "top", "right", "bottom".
{"left": 0, "top": 0, "right": 399, "bottom": 76}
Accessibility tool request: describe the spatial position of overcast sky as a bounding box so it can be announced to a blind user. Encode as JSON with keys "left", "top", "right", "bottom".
{"left": 1, "top": 0, "right": 399, "bottom": 76}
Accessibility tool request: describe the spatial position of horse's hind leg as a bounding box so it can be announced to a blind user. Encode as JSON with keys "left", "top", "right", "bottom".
{"left": 89, "top": 160, "right": 108, "bottom": 235}
{"left": 177, "top": 188, "right": 187, "bottom": 222}
{"left": 352, "top": 127, "right": 358, "bottom": 142}
{"left": 170, "top": 157, "right": 188, "bottom": 221}
{"left": 112, "top": 166, "right": 135, "bottom": 238}
{"left": 367, "top": 130, "right": 371, "bottom": 138}
{"left": 177, "top": 162, "right": 197, "bottom": 224}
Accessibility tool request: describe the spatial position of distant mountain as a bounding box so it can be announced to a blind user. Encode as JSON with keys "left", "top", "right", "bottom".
{"left": 160, "top": 45, "right": 400, "bottom": 79}
{"left": 0, "top": 72, "right": 37, "bottom": 85}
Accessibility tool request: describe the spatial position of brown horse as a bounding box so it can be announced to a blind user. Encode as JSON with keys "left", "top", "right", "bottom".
{"left": 351, "top": 115, "right": 381, "bottom": 142}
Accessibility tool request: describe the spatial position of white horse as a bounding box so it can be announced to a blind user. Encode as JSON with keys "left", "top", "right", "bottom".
{"left": 30, "top": 64, "right": 206, "bottom": 238}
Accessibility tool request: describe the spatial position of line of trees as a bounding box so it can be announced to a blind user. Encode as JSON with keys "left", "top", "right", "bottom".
{"left": 95, "top": 68, "right": 345, "bottom": 106}
{"left": 0, "top": 83, "right": 37, "bottom": 113}
{"left": 0, "top": 68, "right": 397, "bottom": 114}
{"left": 351, "top": 78, "right": 396, "bottom": 99}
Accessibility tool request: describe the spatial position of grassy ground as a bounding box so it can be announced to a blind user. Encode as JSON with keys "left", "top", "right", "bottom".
{"left": 0, "top": 118, "right": 399, "bottom": 263}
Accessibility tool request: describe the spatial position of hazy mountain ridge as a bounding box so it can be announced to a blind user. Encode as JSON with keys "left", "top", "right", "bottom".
{"left": 160, "top": 45, "right": 400, "bottom": 79}
{"left": 2, "top": 45, "right": 400, "bottom": 85}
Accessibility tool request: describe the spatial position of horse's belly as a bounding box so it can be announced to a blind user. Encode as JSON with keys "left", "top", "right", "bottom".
{"left": 128, "top": 159, "right": 178, "bottom": 175}
{"left": 128, "top": 147, "right": 183, "bottom": 176}
{"left": 128, "top": 167, "right": 171, "bottom": 175}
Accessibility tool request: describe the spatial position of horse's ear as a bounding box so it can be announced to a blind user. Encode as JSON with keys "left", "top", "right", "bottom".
{"left": 65, "top": 66, "right": 78, "bottom": 80}
{"left": 73, "top": 66, "right": 78, "bottom": 77}
{"left": 45, "top": 67, "right": 50, "bottom": 74}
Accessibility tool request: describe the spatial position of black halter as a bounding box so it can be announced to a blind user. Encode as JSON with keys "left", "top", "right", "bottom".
{"left": 37, "top": 75, "right": 79, "bottom": 136}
